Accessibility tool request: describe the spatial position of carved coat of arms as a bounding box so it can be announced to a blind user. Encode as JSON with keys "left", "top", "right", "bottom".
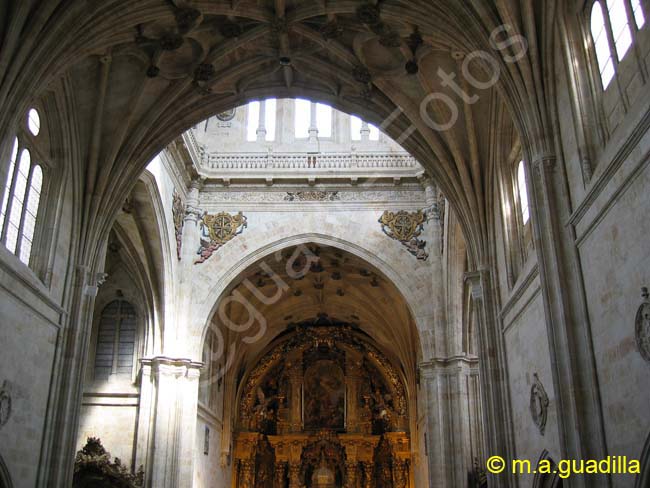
{"left": 195, "top": 211, "right": 247, "bottom": 264}
{"left": 530, "top": 373, "right": 549, "bottom": 435}
{"left": 379, "top": 210, "right": 428, "bottom": 260}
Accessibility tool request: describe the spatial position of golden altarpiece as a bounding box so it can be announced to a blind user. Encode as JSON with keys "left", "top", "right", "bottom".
{"left": 232, "top": 322, "right": 412, "bottom": 488}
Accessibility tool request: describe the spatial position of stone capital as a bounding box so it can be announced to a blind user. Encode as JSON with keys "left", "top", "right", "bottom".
{"left": 189, "top": 177, "right": 205, "bottom": 191}
{"left": 531, "top": 154, "right": 556, "bottom": 175}
{"left": 141, "top": 356, "right": 203, "bottom": 378}
{"left": 184, "top": 204, "right": 203, "bottom": 223}
{"left": 463, "top": 270, "right": 485, "bottom": 300}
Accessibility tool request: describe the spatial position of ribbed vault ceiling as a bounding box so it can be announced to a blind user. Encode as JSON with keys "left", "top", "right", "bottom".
{"left": 0, "top": 0, "right": 555, "bottom": 269}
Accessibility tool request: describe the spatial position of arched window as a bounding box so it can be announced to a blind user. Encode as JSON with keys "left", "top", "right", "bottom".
{"left": 94, "top": 300, "right": 137, "bottom": 380}
{"left": 1, "top": 145, "right": 44, "bottom": 266}
{"left": 19, "top": 164, "right": 42, "bottom": 264}
{"left": 517, "top": 160, "right": 530, "bottom": 225}
{"left": 27, "top": 108, "right": 40, "bottom": 136}
{"left": 0, "top": 138, "right": 18, "bottom": 230}
{"left": 1, "top": 107, "right": 47, "bottom": 269}
{"left": 590, "top": 0, "right": 644, "bottom": 89}
{"left": 591, "top": 2, "right": 616, "bottom": 88}
{"left": 631, "top": 0, "right": 646, "bottom": 28}
{"left": 606, "top": 0, "right": 632, "bottom": 59}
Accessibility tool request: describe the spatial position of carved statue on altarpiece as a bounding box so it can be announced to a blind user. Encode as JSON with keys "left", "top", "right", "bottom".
{"left": 359, "top": 360, "right": 397, "bottom": 435}
{"left": 249, "top": 364, "right": 286, "bottom": 435}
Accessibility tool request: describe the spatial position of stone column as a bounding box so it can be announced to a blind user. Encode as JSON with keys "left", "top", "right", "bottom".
{"left": 360, "top": 121, "right": 370, "bottom": 141}
{"left": 421, "top": 179, "right": 446, "bottom": 359}
{"left": 140, "top": 357, "right": 202, "bottom": 488}
{"left": 336, "top": 109, "right": 351, "bottom": 144}
{"left": 308, "top": 101, "right": 318, "bottom": 142}
{"left": 181, "top": 178, "right": 203, "bottom": 263}
{"left": 275, "top": 99, "right": 286, "bottom": 144}
{"left": 280, "top": 99, "right": 294, "bottom": 143}
{"left": 463, "top": 270, "right": 511, "bottom": 488}
{"left": 39, "top": 265, "right": 104, "bottom": 486}
{"left": 525, "top": 153, "right": 608, "bottom": 486}
{"left": 256, "top": 100, "right": 267, "bottom": 141}
{"left": 273, "top": 461, "right": 287, "bottom": 488}
{"left": 288, "top": 462, "right": 301, "bottom": 488}
{"left": 420, "top": 359, "right": 478, "bottom": 488}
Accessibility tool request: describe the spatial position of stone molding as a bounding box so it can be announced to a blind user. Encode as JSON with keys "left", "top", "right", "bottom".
{"left": 418, "top": 357, "right": 480, "bottom": 379}
{"left": 199, "top": 188, "right": 426, "bottom": 209}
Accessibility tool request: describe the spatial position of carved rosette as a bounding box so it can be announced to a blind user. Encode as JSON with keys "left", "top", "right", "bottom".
{"left": 195, "top": 211, "right": 247, "bottom": 264}
{"left": 635, "top": 287, "right": 650, "bottom": 363}
{"left": 530, "top": 373, "right": 549, "bottom": 435}
{"left": 379, "top": 210, "right": 429, "bottom": 260}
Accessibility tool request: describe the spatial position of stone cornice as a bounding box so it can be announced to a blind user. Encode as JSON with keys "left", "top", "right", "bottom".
{"left": 141, "top": 356, "right": 203, "bottom": 372}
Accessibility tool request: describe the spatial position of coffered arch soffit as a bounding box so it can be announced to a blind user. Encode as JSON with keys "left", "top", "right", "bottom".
{"left": 194, "top": 234, "right": 426, "bottom": 386}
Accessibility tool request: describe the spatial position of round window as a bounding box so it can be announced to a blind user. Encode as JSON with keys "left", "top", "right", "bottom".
{"left": 27, "top": 108, "right": 41, "bottom": 136}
